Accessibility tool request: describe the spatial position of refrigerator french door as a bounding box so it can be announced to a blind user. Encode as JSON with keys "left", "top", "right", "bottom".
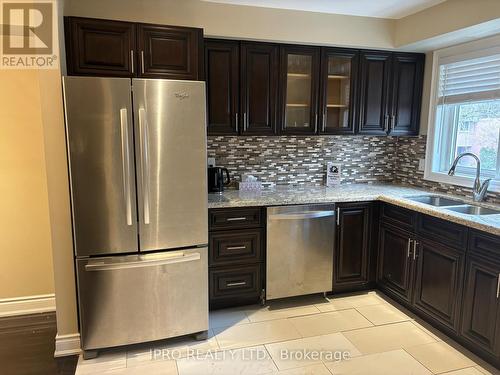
{"left": 63, "top": 77, "right": 208, "bottom": 355}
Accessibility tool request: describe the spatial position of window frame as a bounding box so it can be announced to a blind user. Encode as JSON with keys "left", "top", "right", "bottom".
{"left": 424, "top": 35, "right": 500, "bottom": 193}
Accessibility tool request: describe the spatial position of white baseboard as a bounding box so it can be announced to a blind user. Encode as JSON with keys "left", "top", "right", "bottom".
{"left": 55, "top": 333, "right": 81, "bottom": 357}
{"left": 0, "top": 294, "right": 56, "bottom": 317}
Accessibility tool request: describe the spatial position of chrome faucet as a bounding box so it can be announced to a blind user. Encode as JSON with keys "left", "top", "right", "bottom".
{"left": 448, "top": 152, "right": 491, "bottom": 202}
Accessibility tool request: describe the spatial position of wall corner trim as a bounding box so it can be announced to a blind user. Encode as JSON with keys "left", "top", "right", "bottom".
{"left": 0, "top": 294, "right": 56, "bottom": 317}
{"left": 55, "top": 333, "right": 81, "bottom": 357}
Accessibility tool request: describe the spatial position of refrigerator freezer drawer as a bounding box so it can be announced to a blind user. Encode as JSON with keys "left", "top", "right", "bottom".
{"left": 76, "top": 248, "right": 208, "bottom": 351}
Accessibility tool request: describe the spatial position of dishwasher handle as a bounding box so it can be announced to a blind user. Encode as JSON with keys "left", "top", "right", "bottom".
{"left": 85, "top": 252, "right": 201, "bottom": 271}
{"left": 268, "top": 210, "right": 335, "bottom": 220}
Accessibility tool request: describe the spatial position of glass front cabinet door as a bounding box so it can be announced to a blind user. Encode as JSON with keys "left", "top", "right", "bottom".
{"left": 319, "top": 48, "right": 359, "bottom": 134}
{"left": 279, "top": 46, "right": 320, "bottom": 134}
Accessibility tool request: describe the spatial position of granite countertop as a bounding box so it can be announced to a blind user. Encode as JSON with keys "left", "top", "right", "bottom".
{"left": 208, "top": 184, "right": 500, "bottom": 236}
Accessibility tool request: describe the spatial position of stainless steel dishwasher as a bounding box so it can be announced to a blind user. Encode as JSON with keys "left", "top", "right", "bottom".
{"left": 266, "top": 204, "right": 335, "bottom": 300}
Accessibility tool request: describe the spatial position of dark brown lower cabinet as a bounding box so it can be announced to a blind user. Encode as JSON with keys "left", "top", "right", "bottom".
{"left": 460, "top": 254, "right": 500, "bottom": 362}
{"left": 377, "top": 223, "right": 414, "bottom": 303}
{"left": 412, "top": 239, "right": 464, "bottom": 332}
{"left": 208, "top": 207, "right": 265, "bottom": 309}
{"left": 209, "top": 264, "right": 262, "bottom": 308}
{"left": 333, "top": 203, "right": 373, "bottom": 292}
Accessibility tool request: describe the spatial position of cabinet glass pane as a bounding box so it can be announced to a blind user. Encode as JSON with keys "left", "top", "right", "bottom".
{"left": 325, "top": 56, "right": 351, "bottom": 130}
{"left": 285, "top": 54, "right": 312, "bottom": 128}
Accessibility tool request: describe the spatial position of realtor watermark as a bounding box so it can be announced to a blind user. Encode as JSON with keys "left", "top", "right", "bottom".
{"left": 150, "top": 347, "right": 352, "bottom": 362}
{"left": 1, "top": 0, "right": 58, "bottom": 69}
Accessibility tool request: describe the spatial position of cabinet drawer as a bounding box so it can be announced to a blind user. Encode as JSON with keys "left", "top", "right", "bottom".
{"left": 209, "top": 229, "right": 263, "bottom": 266}
{"left": 469, "top": 230, "right": 500, "bottom": 261}
{"left": 381, "top": 203, "right": 417, "bottom": 231}
{"left": 209, "top": 208, "right": 263, "bottom": 230}
{"left": 417, "top": 214, "right": 467, "bottom": 251}
{"left": 209, "top": 265, "right": 262, "bottom": 302}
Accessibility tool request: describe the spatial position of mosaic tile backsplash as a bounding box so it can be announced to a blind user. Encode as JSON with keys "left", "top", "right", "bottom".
{"left": 207, "top": 135, "right": 500, "bottom": 204}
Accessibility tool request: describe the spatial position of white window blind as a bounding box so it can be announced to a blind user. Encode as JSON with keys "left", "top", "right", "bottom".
{"left": 438, "top": 54, "right": 500, "bottom": 105}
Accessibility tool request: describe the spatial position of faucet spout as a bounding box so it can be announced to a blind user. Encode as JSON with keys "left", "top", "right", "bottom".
{"left": 447, "top": 152, "right": 489, "bottom": 202}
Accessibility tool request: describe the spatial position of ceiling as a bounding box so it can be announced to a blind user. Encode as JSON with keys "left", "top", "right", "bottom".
{"left": 201, "top": 0, "right": 447, "bottom": 19}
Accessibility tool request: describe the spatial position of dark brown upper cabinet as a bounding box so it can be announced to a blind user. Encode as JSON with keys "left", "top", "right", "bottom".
{"left": 333, "top": 203, "right": 372, "bottom": 292}
{"left": 389, "top": 53, "right": 425, "bottom": 135}
{"left": 136, "top": 24, "right": 203, "bottom": 80}
{"left": 319, "top": 48, "right": 359, "bottom": 135}
{"left": 65, "top": 17, "right": 136, "bottom": 77}
{"left": 65, "top": 17, "right": 203, "bottom": 80}
{"left": 358, "top": 51, "right": 424, "bottom": 136}
{"left": 205, "top": 40, "right": 239, "bottom": 135}
{"left": 279, "top": 45, "right": 321, "bottom": 135}
{"left": 357, "top": 51, "right": 392, "bottom": 135}
{"left": 240, "top": 42, "right": 279, "bottom": 135}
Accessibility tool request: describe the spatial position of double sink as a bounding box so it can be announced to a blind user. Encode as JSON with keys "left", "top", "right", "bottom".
{"left": 408, "top": 195, "right": 500, "bottom": 216}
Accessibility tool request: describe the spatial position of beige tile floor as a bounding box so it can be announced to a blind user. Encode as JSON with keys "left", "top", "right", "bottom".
{"left": 75, "top": 291, "right": 500, "bottom": 375}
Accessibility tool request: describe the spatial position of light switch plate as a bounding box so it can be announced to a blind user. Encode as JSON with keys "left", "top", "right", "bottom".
{"left": 207, "top": 157, "right": 216, "bottom": 167}
{"left": 418, "top": 159, "right": 425, "bottom": 171}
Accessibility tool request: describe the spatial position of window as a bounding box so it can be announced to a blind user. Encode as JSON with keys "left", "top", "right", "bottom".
{"left": 426, "top": 39, "right": 500, "bottom": 192}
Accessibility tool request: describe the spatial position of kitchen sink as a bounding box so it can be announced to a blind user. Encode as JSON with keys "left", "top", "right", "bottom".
{"left": 445, "top": 205, "right": 500, "bottom": 216}
{"left": 407, "top": 195, "right": 464, "bottom": 207}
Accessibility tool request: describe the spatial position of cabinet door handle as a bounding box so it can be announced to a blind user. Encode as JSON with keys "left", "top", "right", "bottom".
{"left": 384, "top": 115, "right": 389, "bottom": 133}
{"left": 243, "top": 113, "right": 247, "bottom": 130}
{"left": 235, "top": 113, "right": 239, "bottom": 129}
{"left": 322, "top": 112, "right": 326, "bottom": 132}
{"left": 336, "top": 208, "right": 340, "bottom": 226}
{"left": 391, "top": 115, "right": 396, "bottom": 129}
{"left": 227, "top": 281, "right": 246, "bottom": 287}
{"left": 226, "top": 245, "right": 246, "bottom": 251}
{"left": 413, "top": 240, "right": 419, "bottom": 260}
{"left": 130, "top": 50, "right": 134, "bottom": 74}
{"left": 315, "top": 113, "right": 318, "bottom": 130}
{"left": 407, "top": 238, "right": 412, "bottom": 258}
{"left": 141, "top": 50, "right": 145, "bottom": 74}
{"left": 226, "top": 217, "right": 247, "bottom": 222}
{"left": 497, "top": 273, "right": 500, "bottom": 299}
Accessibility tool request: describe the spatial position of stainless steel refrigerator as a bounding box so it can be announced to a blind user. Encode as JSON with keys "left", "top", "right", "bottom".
{"left": 63, "top": 77, "right": 208, "bottom": 358}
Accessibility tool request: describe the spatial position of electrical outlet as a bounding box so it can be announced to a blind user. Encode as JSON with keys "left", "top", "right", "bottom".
{"left": 418, "top": 159, "right": 426, "bottom": 171}
{"left": 207, "top": 157, "right": 216, "bottom": 167}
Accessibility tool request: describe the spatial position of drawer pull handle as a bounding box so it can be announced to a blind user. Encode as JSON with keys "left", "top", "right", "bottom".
{"left": 497, "top": 273, "right": 500, "bottom": 299}
{"left": 227, "top": 246, "right": 246, "bottom": 250}
{"left": 226, "top": 281, "right": 246, "bottom": 287}
{"left": 226, "top": 217, "right": 247, "bottom": 222}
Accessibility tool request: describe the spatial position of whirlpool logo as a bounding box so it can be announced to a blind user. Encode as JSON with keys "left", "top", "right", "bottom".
{"left": 1, "top": 0, "right": 58, "bottom": 69}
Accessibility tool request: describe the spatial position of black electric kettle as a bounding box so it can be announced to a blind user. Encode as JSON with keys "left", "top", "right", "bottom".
{"left": 208, "top": 167, "right": 231, "bottom": 193}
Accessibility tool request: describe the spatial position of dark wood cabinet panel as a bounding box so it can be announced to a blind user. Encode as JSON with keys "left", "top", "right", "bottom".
{"left": 209, "top": 264, "right": 263, "bottom": 308}
{"left": 240, "top": 42, "right": 279, "bottom": 135}
{"left": 205, "top": 40, "right": 240, "bottom": 135}
{"left": 333, "top": 203, "right": 371, "bottom": 292}
{"left": 357, "top": 51, "right": 392, "bottom": 135}
{"left": 137, "top": 24, "right": 202, "bottom": 80}
{"left": 378, "top": 223, "right": 414, "bottom": 303}
{"left": 460, "top": 255, "right": 500, "bottom": 360}
{"left": 209, "top": 207, "right": 264, "bottom": 231}
{"left": 381, "top": 203, "right": 417, "bottom": 232}
{"left": 413, "top": 239, "right": 464, "bottom": 331}
{"left": 389, "top": 53, "right": 424, "bottom": 136}
{"left": 469, "top": 230, "right": 500, "bottom": 261}
{"left": 209, "top": 229, "right": 263, "bottom": 267}
{"left": 65, "top": 17, "right": 136, "bottom": 77}
{"left": 279, "top": 45, "right": 321, "bottom": 135}
{"left": 417, "top": 214, "right": 468, "bottom": 251}
{"left": 319, "top": 48, "right": 359, "bottom": 135}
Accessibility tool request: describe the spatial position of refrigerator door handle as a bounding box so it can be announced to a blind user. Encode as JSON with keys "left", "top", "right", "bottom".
{"left": 138, "top": 108, "right": 151, "bottom": 225}
{"left": 119, "top": 108, "right": 133, "bottom": 226}
{"left": 85, "top": 252, "right": 201, "bottom": 271}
